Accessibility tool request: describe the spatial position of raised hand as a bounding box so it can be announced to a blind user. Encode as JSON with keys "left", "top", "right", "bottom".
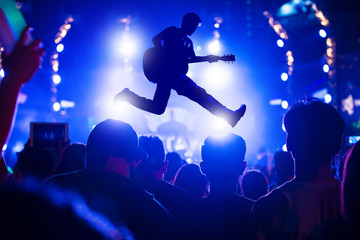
{"left": 2, "top": 26, "right": 45, "bottom": 86}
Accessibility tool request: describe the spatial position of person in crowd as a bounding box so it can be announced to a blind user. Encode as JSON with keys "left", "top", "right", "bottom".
{"left": 12, "top": 147, "right": 55, "bottom": 184}
{"left": 250, "top": 99, "right": 345, "bottom": 240}
{"left": 0, "top": 26, "right": 45, "bottom": 183}
{"left": 48, "top": 119, "right": 177, "bottom": 240}
{"left": 174, "top": 163, "right": 208, "bottom": 201}
{"left": 241, "top": 169, "right": 268, "bottom": 201}
{"left": 342, "top": 140, "right": 360, "bottom": 238}
{"left": 164, "top": 151, "right": 184, "bottom": 183}
{"left": 269, "top": 150, "right": 294, "bottom": 191}
{"left": 131, "top": 135, "right": 193, "bottom": 219}
{"left": 55, "top": 143, "right": 86, "bottom": 175}
{"left": 182, "top": 133, "right": 254, "bottom": 240}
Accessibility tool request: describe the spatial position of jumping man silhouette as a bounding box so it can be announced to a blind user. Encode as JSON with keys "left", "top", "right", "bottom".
{"left": 115, "top": 13, "right": 246, "bottom": 127}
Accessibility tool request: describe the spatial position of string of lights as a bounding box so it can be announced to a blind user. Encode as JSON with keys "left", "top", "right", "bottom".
{"left": 264, "top": 10, "right": 292, "bottom": 114}
{"left": 0, "top": 47, "right": 4, "bottom": 78}
{"left": 312, "top": 3, "right": 335, "bottom": 105}
{"left": 50, "top": 15, "right": 74, "bottom": 114}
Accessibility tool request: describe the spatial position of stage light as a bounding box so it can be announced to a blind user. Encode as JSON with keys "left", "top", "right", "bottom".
{"left": 203, "top": 65, "right": 231, "bottom": 90}
{"left": 214, "top": 23, "right": 220, "bottom": 28}
{"left": 112, "top": 101, "right": 132, "bottom": 116}
{"left": 281, "top": 72, "right": 288, "bottom": 81}
{"left": 2, "top": 144, "right": 7, "bottom": 151}
{"left": 277, "top": 39, "right": 284, "bottom": 47}
{"left": 0, "top": 69, "right": 4, "bottom": 78}
{"left": 282, "top": 144, "right": 287, "bottom": 152}
{"left": 323, "top": 64, "right": 329, "bottom": 73}
{"left": 281, "top": 100, "right": 288, "bottom": 109}
{"left": 208, "top": 40, "right": 221, "bottom": 54}
{"left": 120, "top": 40, "right": 136, "bottom": 56}
{"left": 210, "top": 117, "right": 230, "bottom": 133}
{"left": 319, "top": 29, "right": 327, "bottom": 38}
{"left": 60, "top": 100, "right": 75, "bottom": 108}
{"left": 53, "top": 102, "right": 61, "bottom": 111}
{"left": 56, "top": 44, "right": 64, "bottom": 53}
{"left": 324, "top": 94, "right": 332, "bottom": 103}
{"left": 269, "top": 99, "right": 282, "bottom": 105}
{"left": 52, "top": 74, "right": 61, "bottom": 84}
{"left": 282, "top": 122, "right": 286, "bottom": 132}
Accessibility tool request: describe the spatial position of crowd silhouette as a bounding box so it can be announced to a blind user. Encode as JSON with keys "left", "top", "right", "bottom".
{"left": 0, "top": 12, "right": 357, "bottom": 240}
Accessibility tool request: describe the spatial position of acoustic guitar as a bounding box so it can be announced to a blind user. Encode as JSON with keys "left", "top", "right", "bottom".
{"left": 143, "top": 47, "right": 235, "bottom": 83}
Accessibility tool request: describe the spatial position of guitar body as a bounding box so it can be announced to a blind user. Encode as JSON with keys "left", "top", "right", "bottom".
{"left": 143, "top": 47, "right": 189, "bottom": 83}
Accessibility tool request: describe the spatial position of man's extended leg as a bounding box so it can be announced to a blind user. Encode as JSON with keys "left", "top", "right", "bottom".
{"left": 174, "top": 76, "right": 246, "bottom": 127}
{"left": 114, "top": 84, "right": 171, "bottom": 115}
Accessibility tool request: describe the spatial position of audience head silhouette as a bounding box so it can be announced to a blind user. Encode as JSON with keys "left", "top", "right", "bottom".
{"left": 56, "top": 143, "right": 86, "bottom": 174}
{"left": 273, "top": 150, "right": 294, "bottom": 183}
{"left": 13, "top": 147, "right": 55, "bottom": 183}
{"left": 137, "top": 135, "right": 167, "bottom": 180}
{"left": 241, "top": 170, "right": 269, "bottom": 201}
{"left": 283, "top": 98, "right": 345, "bottom": 178}
{"left": 85, "top": 119, "right": 147, "bottom": 176}
{"left": 201, "top": 133, "right": 247, "bottom": 183}
{"left": 174, "top": 163, "right": 208, "bottom": 200}
{"left": 181, "top": 12, "right": 201, "bottom": 36}
{"left": 164, "top": 152, "right": 183, "bottom": 183}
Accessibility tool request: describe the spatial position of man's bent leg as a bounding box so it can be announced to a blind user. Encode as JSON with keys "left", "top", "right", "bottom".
{"left": 114, "top": 84, "right": 171, "bottom": 115}
{"left": 175, "top": 76, "right": 246, "bottom": 127}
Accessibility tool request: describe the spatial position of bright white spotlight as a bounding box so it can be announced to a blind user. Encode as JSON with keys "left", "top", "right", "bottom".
{"left": 208, "top": 40, "right": 221, "bottom": 54}
{"left": 210, "top": 116, "right": 230, "bottom": 133}
{"left": 112, "top": 101, "right": 132, "bottom": 116}
{"left": 269, "top": 99, "right": 282, "bottom": 105}
{"left": 319, "top": 29, "right": 327, "bottom": 38}
{"left": 0, "top": 69, "right": 4, "bottom": 78}
{"left": 52, "top": 74, "right": 61, "bottom": 84}
{"left": 120, "top": 40, "right": 136, "bottom": 56}
{"left": 282, "top": 144, "right": 288, "bottom": 152}
{"left": 282, "top": 122, "right": 286, "bottom": 132}
{"left": 281, "top": 100, "right": 289, "bottom": 109}
{"left": 324, "top": 94, "right": 332, "bottom": 103}
{"left": 60, "top": 100, "right": 75, "bottom": 108}
{"left": 53, "top": 102, "right": 61, "bottom": 111}
{"left": 203, "top": 65, "right": 231, "bottom": 90}
{"left": 323, "top": 64, "right": 329, "bottom": 73}
{"left": 277, "top": 39, "right": 284, "bottom": 47}
{"left": 2, "top": 144, "right": 7, "bottom": 151}
{"left": 281, "top": 72, "right": 288, "bottom": 81}
{"left": 214, "top": 23, "right": 220, "bottom": 28}
{"left": 56, "top": 44, "right": 64, "bottom": 53}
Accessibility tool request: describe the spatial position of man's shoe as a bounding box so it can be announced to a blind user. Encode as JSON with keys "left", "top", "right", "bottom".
{"left": 228, "top": 104, "right": 246, "bottom": 128}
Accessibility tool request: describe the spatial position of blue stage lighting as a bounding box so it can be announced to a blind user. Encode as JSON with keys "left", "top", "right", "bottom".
{"left": 277, "top": 39, "right": 284, "bottom": 47}
{"left": 56, "top": 44, "right": 64, "bottom": 52}
{"left": 319, "top": 29, "right": 327, "bottom": 38}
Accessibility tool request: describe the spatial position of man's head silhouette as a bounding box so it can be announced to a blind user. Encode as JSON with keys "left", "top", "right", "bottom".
{"left": 181, "top": 12, "right": 201, "bottom": 36}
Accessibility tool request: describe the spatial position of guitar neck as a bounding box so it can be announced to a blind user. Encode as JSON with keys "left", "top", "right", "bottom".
{"left": 188, "top": 56, "right": 213, "bottom": 64}
{"left": 188, "top": 55, "right": 235, "bottom": 64}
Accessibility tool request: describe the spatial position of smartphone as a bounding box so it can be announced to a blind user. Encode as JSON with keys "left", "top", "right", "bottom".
{"left": 0, "top": 0, "right": 27, "bottom": 55}
{"left": 30, "top": 122, "right": 69, "bottom": 149}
